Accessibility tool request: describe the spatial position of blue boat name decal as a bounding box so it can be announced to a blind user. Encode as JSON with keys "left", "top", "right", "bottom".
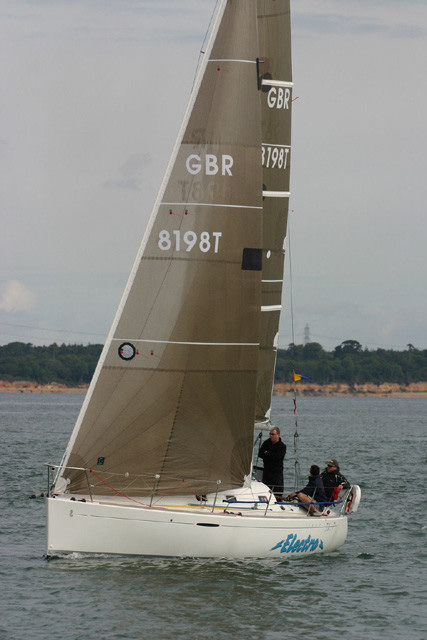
{"left": 271, "top": 533, "right": 324, "bottom": 554}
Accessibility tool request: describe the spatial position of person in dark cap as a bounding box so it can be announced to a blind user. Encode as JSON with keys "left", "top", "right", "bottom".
{"left": 258, "top": 426, "right": 287, "bottom": 497}
{"left": 286, "top": 465, "right": 327, "bottom": 514}
{"left": 321, "top": 459, "right": 350, "bottom": 501}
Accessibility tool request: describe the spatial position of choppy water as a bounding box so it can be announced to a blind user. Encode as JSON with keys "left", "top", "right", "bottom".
{"left": 1, "top": 393, "right": 426, "bottom": 640}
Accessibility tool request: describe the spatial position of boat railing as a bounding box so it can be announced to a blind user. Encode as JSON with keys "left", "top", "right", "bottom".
{"left": 225, "top": 497, "right": 343, "bottom": 516}
{"left": 46, "top": 463, "right": 272, "bottom": 513}
{"left": 45, "top": 463, "right": 225, "bottom": 510}
{"left": 45, "top": 464, "right": 346, "bottom": 514}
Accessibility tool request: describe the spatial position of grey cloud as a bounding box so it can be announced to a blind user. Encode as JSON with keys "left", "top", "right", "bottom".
{"left": 294, "top": 12, "right": 426, "bottom": 39}
{"left": 103, "top": 153, "right": 151, "bottom": 190}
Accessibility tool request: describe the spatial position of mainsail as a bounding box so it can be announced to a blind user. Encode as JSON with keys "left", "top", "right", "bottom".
{"left": 255, "top": 0, "right": 292, "bottom": 421}
{"left": 56, "top": 0, "right": 292, "bottom": 497}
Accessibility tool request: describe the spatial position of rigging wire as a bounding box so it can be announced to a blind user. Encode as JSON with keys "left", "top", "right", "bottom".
{"left": 0, "top": 321, "right": 104, "bottom": 338}
{"left": 287, "top": 216, "right": 301, "bottom": 490}
{"left": 191, "top": 0, "right": 220, "bottom": 91}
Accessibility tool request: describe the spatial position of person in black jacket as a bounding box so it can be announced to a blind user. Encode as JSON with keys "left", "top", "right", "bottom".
{"left": 258, "top": 426, "right": 286, "bottom": 496}
{"left": 286, "top": 465, "right": 327, "bottom": 514}
{"left": 321, "top": 459, "right": 350, "bottom": 501}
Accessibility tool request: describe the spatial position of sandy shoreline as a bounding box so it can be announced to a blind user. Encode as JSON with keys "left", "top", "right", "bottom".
{"left": 273, "top": 381, "right": 427, "bottom": 398}
{"left": 1, "top": 380, "right": 426, "bottom": 397}
{"left": 0, "top": 381, "right": 88, "bottom": 394}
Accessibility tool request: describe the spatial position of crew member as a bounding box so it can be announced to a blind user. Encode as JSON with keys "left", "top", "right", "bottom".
{"left": 286, "top": 464, "right": 327, "bottom": 514}
{"left": 321, "top": 459, "right": 350, "bottom": 501}
{"left": 258, "top": 426, "right": 287, "bottom": 496}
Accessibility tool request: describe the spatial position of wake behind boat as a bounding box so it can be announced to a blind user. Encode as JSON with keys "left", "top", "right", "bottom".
{"left": 46, "top": 0, "right": 360, "bottom": 559}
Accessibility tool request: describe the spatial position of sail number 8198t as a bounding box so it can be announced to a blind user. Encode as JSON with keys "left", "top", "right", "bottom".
{"left": 262, "top": 144, "right": 290, "bottom": 169}
{"left": 158, "top": 230, "right": 222, "bottom": 253}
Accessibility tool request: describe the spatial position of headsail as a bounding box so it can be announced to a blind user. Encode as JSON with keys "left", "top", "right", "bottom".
{"left": 57, "top": 0, "right": 266, "bottom": 497}
{"left": 255, "top": 0, "right": 292, "bottom": 422}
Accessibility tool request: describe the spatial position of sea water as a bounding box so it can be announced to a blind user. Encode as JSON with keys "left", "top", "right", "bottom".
{"left": 0, "top": 393, "right": 426, "bottom": 640}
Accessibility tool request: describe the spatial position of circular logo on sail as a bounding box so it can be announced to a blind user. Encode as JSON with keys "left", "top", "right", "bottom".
{"left": 118, "top": 342, "right": 136, "bottom": 361}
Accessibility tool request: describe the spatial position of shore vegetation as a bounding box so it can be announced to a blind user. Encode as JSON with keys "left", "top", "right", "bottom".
{"left": 0, "top": 340, "right": 426, "bottom": 388}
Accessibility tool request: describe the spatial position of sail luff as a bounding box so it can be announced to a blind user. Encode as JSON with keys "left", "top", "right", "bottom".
{"left": 55, "top": 0, "right": 229, "bottom": 487}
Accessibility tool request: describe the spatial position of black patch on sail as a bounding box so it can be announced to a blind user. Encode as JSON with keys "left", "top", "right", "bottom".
{"left": 241, "top": 248, "right": 262, "bottom": 271}
{"left": 260, "top": 72, "right": 273, "bottom": 93}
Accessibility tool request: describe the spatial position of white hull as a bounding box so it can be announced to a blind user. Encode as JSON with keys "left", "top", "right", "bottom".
{"left": 46, "top": 494, "right": 348, "bottom": 559}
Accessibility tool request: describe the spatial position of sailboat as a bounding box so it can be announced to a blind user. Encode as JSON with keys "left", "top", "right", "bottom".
{"left": 46, "top": 0, "right": 360, "bottom": 558}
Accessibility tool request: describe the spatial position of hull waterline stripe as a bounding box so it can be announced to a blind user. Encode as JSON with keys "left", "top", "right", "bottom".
{"left": 262, "top": 191, "right": 291, "bottom": 198}
{"left": 113, "top": 338, "right": 259, "bottom": 346}
{"left": 162, "top": 202, "right": 262, "bottom": 210}
{"left": 262, "top": 79, "right": 294, "bottom": 88}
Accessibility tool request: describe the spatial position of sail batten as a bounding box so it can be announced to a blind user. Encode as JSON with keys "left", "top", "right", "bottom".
{"left": 209, "top": 58, "right": 257, "bottom": 64}
{"left": 261, "top": 305, "right": 282, "bottom": 312}
{"left": 262, "top": 79, "right": 293, "bottom": 87}
{"left": 262, "top": 190, "right": 291, "bottom": 197}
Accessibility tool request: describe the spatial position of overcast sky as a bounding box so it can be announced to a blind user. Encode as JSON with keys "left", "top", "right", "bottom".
{"left": 1, "top": 0, "right": 426, "bottom": 350}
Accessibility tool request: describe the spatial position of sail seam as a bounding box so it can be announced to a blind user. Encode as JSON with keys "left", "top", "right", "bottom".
{"left": 112, "top": 338, "right": 259, "bottom": 346}
{"left": 157, "top": 373, "right": 186, "bottom": 482}
{"left": 139, "top": 256, "right": 254, "bottom": 265}
{"left": 162, "top": 202, "right": 262, "bottom": 210}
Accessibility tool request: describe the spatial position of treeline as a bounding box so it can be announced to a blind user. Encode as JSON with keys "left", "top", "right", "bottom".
{"left": 276, "top": 340, "right": 427, "bottom": 385}
{"left": 0, "top": 340, "right": 426, "bottom": 386}
{"left": 0, "top": 342, "right": 103, "bottom": 386}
